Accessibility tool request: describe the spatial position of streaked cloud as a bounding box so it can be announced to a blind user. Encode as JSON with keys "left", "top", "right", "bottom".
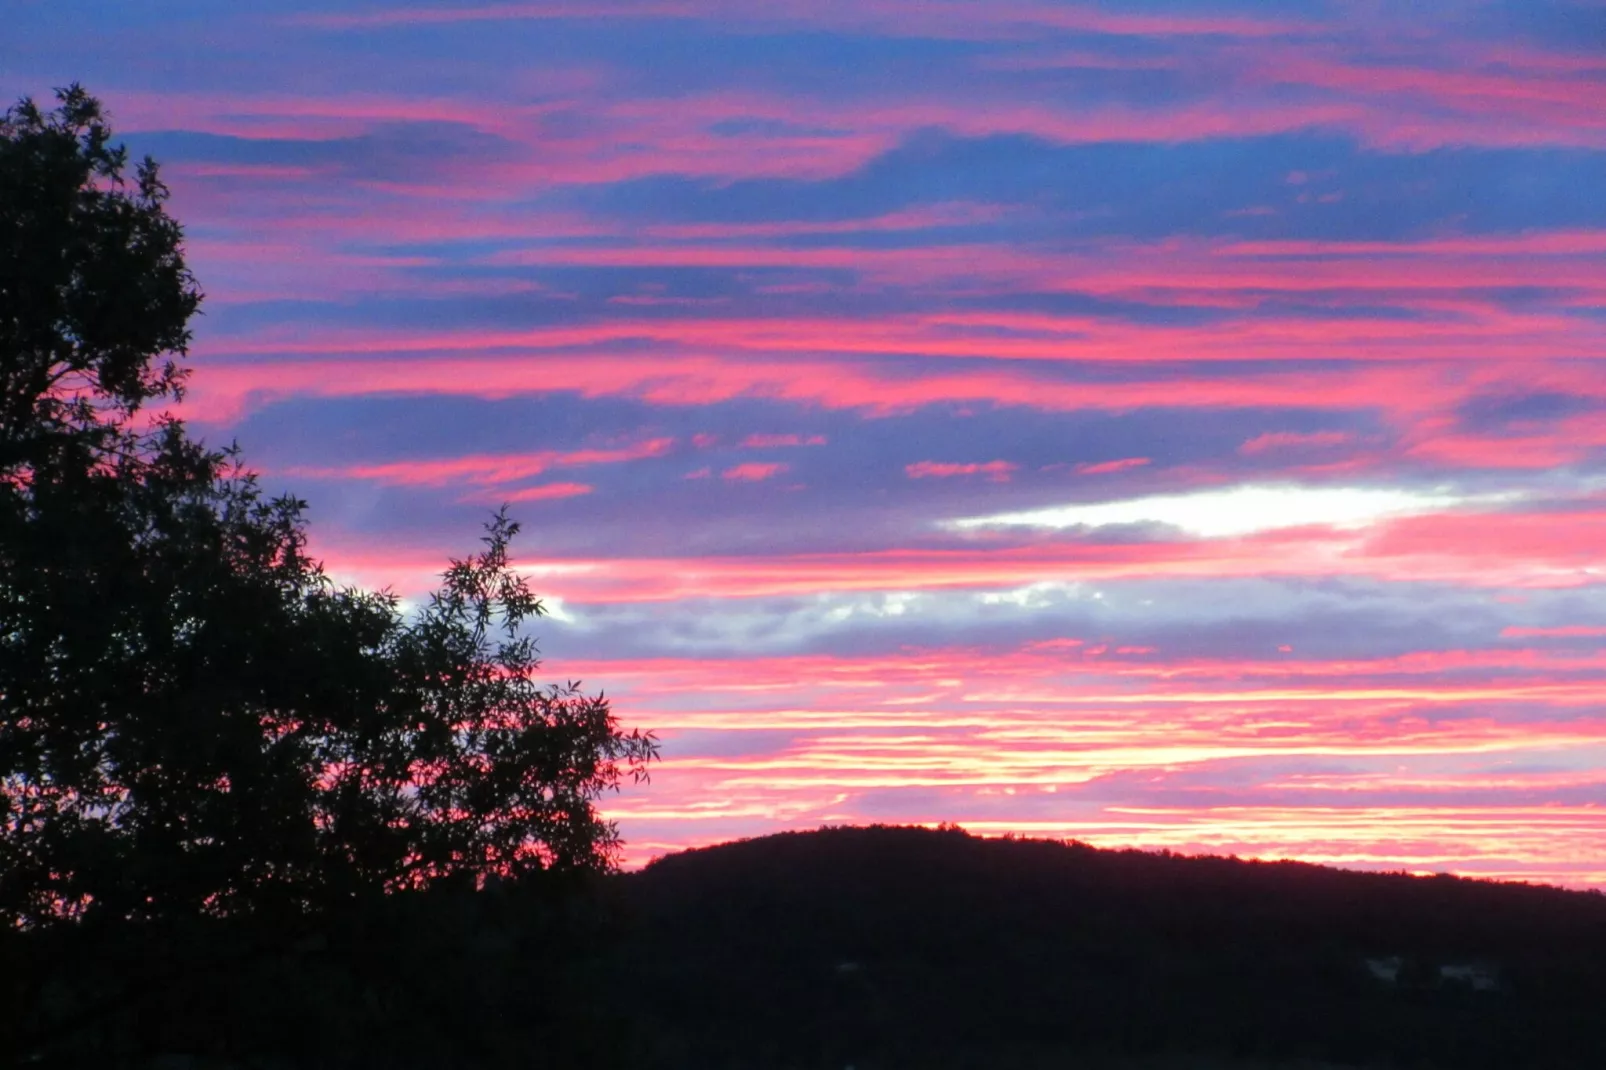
{"left": 1502, "top": 625, "right": 1606, "bottom": 639}
{"left": 16, "top": 0, "right": 1604, "bottom": 885}
{"left": 722, "top": 461, "right": 790, "bottom": 482}
{"left": 284, "top": 438, "right": 675, "bottom": 487}
{"left": 906, "top": 460, "right": 1017, "bottom": 481}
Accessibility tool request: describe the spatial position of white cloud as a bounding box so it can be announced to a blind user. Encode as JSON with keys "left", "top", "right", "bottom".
{"left": 947, "top": 484, "right": 1510, "bottom": 538}
{"left": 977, "top": 581, "right": 1083, "bottom": 609}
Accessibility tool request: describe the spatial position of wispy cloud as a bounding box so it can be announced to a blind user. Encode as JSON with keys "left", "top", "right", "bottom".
{"left": 906, "top": 460, "right": 1017, "bottom": 481}
{"left": 34, "top": 0, "right": 1606, "bottom": 883}
{"left": 722, "top": 461, "right": 790, "bottom": 482}
{"left": 284, "top": 439, "right": 674, "bottom": 487}
{"left": 1076, "top": 457, "right": 1151, "bottom": 475}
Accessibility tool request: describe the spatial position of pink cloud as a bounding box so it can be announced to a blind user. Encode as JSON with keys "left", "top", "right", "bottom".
{"left": 1355, "top": 509, "right": 1606, "bottom": 578}
{"left": 1240, "top": 431, "right": 1354, "bottom": 455}
{"left": 1398, "top": 410, "right": 1606, "bottom": 471}
{"left": 293, "top": 2, "right": 699, "bottom": 28}
{"left": 283, "top": 438, "right": 674, "bottom": 487}
{"left": 502, "top": 481, "right": 593, "bottom": 501}
{"left": 1076, "top": 457, "right": 1150, "bottom": 475}
{"left": 174, "top": 354, "right": 1418, "bottom": 425}
{"left": 185, "top": 231, "right": 1606, "bottom": 366}
{"left": 1403, "top": 434, "right": 1588, "bottom": 470}
{"left": 722, "top": 462, "right": 790, "bottom": 482}
{"left": 1246, "top": 46, "right": 1606, "bottom": 148}
{"left": 260, "top": 513, "right": 1606, "bottom": 890}
{"left": 555, "top": 638, "right": 1606, "bottom": 884}
{"left": 82, "top": 4, "right": 1606, "bottom": 894}
{"left": 740, "top": 433, "right": 828, "bottom": 448}
{"left": 303, "top": 508, "right": 1606, "bottom": 610}
{"left": 297, "top": 1, "right": 1308, "bottom": 41}
{"left": 905, "top": 460, "right": 1017, "bottom": 481}
{"left": 129, "top": 63, "right": 1606, "bottom": 263}
{"left": 649, "top": 203, "right": 1008, "bottom": 241}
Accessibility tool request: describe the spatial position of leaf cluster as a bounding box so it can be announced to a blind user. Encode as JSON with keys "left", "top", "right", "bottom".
{"left": 0, "top": 84, "right": 195, "bottom": 461}
{"left": 0, "top": 87, "right": 656, "bottom": 941}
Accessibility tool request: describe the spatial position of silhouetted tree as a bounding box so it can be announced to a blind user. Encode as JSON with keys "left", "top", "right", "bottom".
{"left": 0, "top": 86, "right": 656, "bottom": 934}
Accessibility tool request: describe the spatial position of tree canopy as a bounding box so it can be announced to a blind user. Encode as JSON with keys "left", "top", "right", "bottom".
{"left": 0, "top": 86, "right": 656, "bottom": 934}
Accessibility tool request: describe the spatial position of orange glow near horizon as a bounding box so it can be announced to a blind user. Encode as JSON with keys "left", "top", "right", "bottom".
{"left": 560, "top": 636, "right": 1606, "bottom": 886}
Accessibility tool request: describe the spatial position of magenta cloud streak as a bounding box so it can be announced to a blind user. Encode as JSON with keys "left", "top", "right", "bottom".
{"left": 14, "top": 0, "right": 1605, "bottom": 885}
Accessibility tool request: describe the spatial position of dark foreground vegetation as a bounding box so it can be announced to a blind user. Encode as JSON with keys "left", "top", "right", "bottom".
{"left": 1, "top": 84, "right": 649, "bottom": 1070}
{"left": 12, "top": 825, "right": 1606, "bottom": 1069}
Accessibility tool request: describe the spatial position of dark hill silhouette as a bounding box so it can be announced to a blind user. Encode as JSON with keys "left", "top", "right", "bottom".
{"left": 608, "top": 825, "right": 1606, "bottom": 1069}
{"left": 13, "top": 824, "right": 1606, "bottom": 1068}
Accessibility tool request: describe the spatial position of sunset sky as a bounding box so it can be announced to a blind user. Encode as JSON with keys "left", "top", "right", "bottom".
{"left": 11, "top": 0, "right": 1606, "bottom": 885}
